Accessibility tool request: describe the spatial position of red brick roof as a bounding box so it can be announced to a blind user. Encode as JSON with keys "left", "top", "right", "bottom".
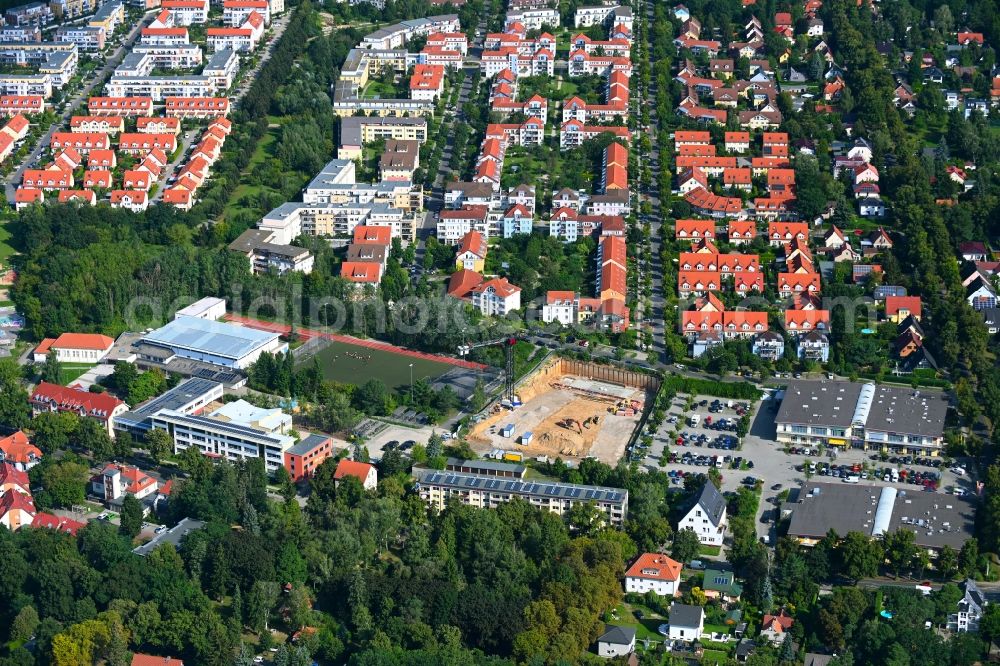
{"left": 30, "top": 382, "right": 125, "bottom": 417}
{"left": 0, "top": 431, "right": 40, "bottom": 466}
{"left": 626, "top": 552, "right": 682, "bottom": 581}
{"left": 334, "top": 459, "right": 373, "bottom": 483}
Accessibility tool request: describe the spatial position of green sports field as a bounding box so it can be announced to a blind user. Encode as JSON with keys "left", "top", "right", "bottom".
{"left": 301, "top": 340, "right": 454, "bottom": 390}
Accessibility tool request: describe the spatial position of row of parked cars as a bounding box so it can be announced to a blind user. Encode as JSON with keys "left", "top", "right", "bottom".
{"left": 675, "top": 432, "right": 738, "bottom": 449}
{"left": 787, "top": 446, "right": 820, "bottom": 456}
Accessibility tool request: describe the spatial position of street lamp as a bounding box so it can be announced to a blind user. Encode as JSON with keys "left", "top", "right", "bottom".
{"left": 409, "top": 363, "right": 414, "bottom": 403}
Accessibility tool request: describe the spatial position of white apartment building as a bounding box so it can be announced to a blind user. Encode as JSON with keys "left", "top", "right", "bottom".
{"left": 202, "top": 48, "right": 239, "bottom": 89}
{"left": 0, "top": 74, "right": 51, "bottom": 97}
{"left": 506, "top": 7, "right": 559, "bottom": 30}
{"left": 260, "top": 201, "right": 408, "bottom": 244}
{"left": 541, "top": 291, "right": 578, "bottom": 325}
{"left": 106, "top": 75, "right": 216, "bottom": 100}
{"left": 471, "top": 277, "right": 522, "bottom": 315}
{"left": 54, "top": 25, "right": 105, "bottom": 51}
{"left": 132, "top": 44, "right": 204, "bottom": 69}
{"left": 223, "top": 0, "right": 269, "bottom": 26}
{"left": 360, "top": 15, "right": 461, "bottom": 50}
{"left": 161, "top": 0, "right": 208, "bottom": 25}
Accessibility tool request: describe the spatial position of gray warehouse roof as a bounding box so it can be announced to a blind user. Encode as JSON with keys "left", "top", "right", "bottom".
{"left": 141, "top": 317, "right": 279, "bottom": 361}
{"left": 865, "top": 385, "right": 948, "bottom": 438}
{"left": 775, "top": 380, "right": 864, "bottom": 427}
{"left": 785, "top": 483, "right": 975, "bottom": 551}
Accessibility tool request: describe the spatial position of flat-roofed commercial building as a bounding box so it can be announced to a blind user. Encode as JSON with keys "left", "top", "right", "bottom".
{"left": 113, "top": 377, "right": 224, "bottom": 436}
{"left": 413, "top": 467, "right": 628, "bottom": 525}
{"left": 775, "top": 380, "right": 948, "bottom": 455}
{"left": 139, "top": 317, "right": 287, "bottom": 370}
{"left": 784, "top": 482, "right": 975, "bottom": 554}
{"left": 152, "top": 398, "right": 294, "bottom": 472}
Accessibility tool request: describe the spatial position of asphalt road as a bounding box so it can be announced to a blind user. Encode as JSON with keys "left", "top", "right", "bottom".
{"left": 5, "top": 10, "right": 152, "bottom": 204}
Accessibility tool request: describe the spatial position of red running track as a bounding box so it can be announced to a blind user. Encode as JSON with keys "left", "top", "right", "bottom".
{"left": 225, "top": 314, "right": 489, "bottom": 371}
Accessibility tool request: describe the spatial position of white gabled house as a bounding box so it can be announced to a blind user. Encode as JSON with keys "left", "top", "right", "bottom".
{"left": 678, "top": 482, "right": 728, "bottom": 546}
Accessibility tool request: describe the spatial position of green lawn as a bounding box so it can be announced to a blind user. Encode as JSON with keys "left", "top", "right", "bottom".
{"left": 704, "top": 623, "right": 731, "bottom": 635}
{"left": 363, "top": 80, "right": 403, "bottom": 99}
{"left": 0, "top": 221, "right": 16, "bottom": 264}
{"left": 612, "top": 603, "right": 666, "bottom": 642}
{"left": 299, "top": 340, "right": 454, "bottom": 390}
{"left": 59, "top": 363, "right": 95, "bottom": 386}
{"left": 699, "top": 544, "right": 722, "bottom": 556}
{"left": 703, "top": 649, "right": 729, "bottom": 665}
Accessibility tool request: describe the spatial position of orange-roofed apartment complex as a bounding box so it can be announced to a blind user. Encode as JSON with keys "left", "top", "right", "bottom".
{"left": 32, "top": 332, "right": 114, "bottom": 363}
{"left": 334, "top": 458, "right": 378, "bottom": 490}
{"left": 625, "top": 553, "right": 683, "bottom": 596}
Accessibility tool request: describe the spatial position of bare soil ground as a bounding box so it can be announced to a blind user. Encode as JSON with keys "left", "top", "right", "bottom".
{"left": 468, "top": 361, "right": 646, "bottom": 464}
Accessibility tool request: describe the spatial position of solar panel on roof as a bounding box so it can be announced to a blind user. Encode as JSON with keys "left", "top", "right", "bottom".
{"left": 504, "top": 481, "right": 516, "bottom": 491}
{"left": 546, "top": 486, "right": 558, "bottom": 496}
{"left": 586, "top": 490, "right": 596, "bottom": 499}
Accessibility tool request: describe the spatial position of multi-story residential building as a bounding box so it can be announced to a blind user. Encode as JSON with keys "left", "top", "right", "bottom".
{"left": 163, "top": 95, "right": 230, "bottom": 117}
{"left": 160, "top": 0, "right": 208, "bottom": 24}
{"left": 625, "top": 553, "right": 682, "bottom": 596}
{"left": 4, "top": 2, "right": 53, "bottom": 27}
{"left": 88, "top": 96, "right": 154, "bottom": 116}
{"left": 223, "top": 0, "right": 269, "bottom": 25}
{"left": 207, "top": 12, "right": 264, "bottom": 52}
{"left": 129, "top": 44, "right": 205, "bottom": 70}
{"left": 0, "top": 94, "right": 43, "bottom": 114}
{"left": 471, "top": 277, "right": 522, "bottom": 316}
{"left": 50, "top": 0, "right": 97, "bottom": 20}
{"left": 89, "top": 1, "right": 125, "bottom": 34}
{"left": 360, "top": 15, "right": 460, "bottom": 50}
{"left": 140, "top": 26, "right": 189, "bottom": 46}
{"left": 106, "top": 75, "right": 216, "bottom": 100}
{"left": 337, "top": 116, "right": 427, "bottom": 160}
{"left": 228, "top": 228, "right": 314, "bottom": 275}
{"left": 0, "top": 73, "right": 51, "bottom": 97}
{"left": 202, "top": 48, "right": 239, "bottom": 90}
{"left": 55, "top": 25, "right": 106, "bottom": 51}
{"left": 70, "top": 115, "right": 124, "bottom": 134}
{"left": 413, "top": 467, "right": 628, "bottom": 525}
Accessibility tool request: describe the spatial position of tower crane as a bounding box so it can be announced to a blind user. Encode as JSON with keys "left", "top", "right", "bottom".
{"left": 457, "top": 336, "right": 519, "bottom": 403}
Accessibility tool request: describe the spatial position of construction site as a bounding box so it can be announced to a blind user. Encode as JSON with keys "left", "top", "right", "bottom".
{"left": 467, "top": 357, "right": 657, "bottom": 464}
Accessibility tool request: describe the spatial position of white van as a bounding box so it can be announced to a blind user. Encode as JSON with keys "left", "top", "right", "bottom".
{"left": 844, "top": 475, "right": 860, "bottom": 484}
{"left": 891, "top": 468, "right": 900, "bottom": 483}
{"left": 688, "top": 414, "right": 701, "bottom": 427}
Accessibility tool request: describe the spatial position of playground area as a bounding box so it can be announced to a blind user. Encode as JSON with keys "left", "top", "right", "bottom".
{"left": 467, "top": 359, "right": 649, "bottom": 464}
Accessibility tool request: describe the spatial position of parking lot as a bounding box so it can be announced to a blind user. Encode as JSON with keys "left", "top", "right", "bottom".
{"left": 357, "top": 419, "right": 445, "bottom": 461}
{"left": 636, "top": 393, "right": 977, "bottom": 546}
